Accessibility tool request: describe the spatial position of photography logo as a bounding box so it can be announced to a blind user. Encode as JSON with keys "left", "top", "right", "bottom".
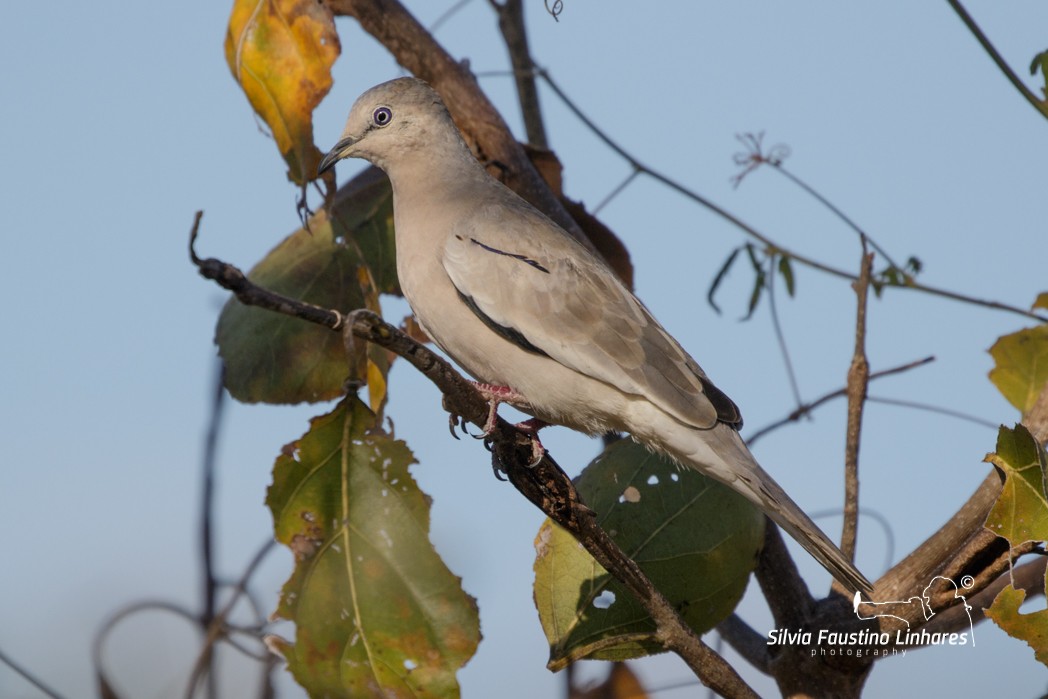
{"left": 766, "top": 575, "right": 976, "bottom": 658}
{"left": 852, "top": 574, "right": 976, "bottom": 647}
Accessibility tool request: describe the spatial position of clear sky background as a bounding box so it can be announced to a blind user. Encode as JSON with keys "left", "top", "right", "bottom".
{"left": 3, "top": 1, "right": 1047, "bottom": 697}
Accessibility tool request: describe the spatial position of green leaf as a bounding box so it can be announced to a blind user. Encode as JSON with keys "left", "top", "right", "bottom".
{"left": 267, "top": 397, "right": 480, "bottom": 697}
{"left": 777, "top": 254, "right": 796, "bottom": 297}
{"left": 985, "top": 582, "right": 1048, "bottom": 668}
{"left": 330, "top": 166, "right": 399, "bottom": 296}
{"left": 983, "top": 424, "right": 1048, "bottom": 547}
{"left": 225, "top": 0, "right": 340, "bottom": 185}
{"left": 706, "top": 246, "right": 741, "bottom": 315}
{"left": 988, "top": 325, "right": 1048, "bottom": 414}
{"left": 533, "top": 440, "right": 764, "bottom": 669}
{"left": 215, "top": 166, "right": 397, "bottom": 404}
{"left": 1031, "top": 50, "right": 1048, "bottom": 98}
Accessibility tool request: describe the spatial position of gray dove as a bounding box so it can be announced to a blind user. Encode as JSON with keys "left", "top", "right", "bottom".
{"left": 319, "top": 77, "right": 873, "bottom": 594}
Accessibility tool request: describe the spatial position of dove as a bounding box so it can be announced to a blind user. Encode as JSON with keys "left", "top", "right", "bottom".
{"left": 319, "top": 77, "right": 873, "bottom": 594}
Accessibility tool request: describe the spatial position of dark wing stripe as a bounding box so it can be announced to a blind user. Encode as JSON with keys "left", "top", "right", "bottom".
{"left": 457, "top": 290, "right": 550, "bottom": 357}
{"left": 470, "top": 238, "right": 550, "bottom": 273}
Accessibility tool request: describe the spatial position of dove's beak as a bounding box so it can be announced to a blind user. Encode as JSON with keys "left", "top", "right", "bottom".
{"left": 318, "top": 135, "right": 359, "bottom": 175}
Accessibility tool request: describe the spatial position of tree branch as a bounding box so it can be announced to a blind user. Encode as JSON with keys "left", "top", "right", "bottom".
{"left": 946, "top": 0, "right": 1048, "bottom": 121}
{"left": 490, "top": 0, "right": 549, "bottom": 148}
{"left": 190, "top": 216, "right": 758, "bottom": 699}
{"left": 746, "top": 356, "right": 935, "bottom": 446}
{"left": 841, "top": 251, "right": 873, "bottom": 563}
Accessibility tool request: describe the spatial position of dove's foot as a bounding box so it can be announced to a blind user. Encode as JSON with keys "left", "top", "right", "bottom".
{"left": 469, "top": 382, "right": 531, "bottom": 436}
{"left": 512, "top": 417, "right": 549, "bottom": 466}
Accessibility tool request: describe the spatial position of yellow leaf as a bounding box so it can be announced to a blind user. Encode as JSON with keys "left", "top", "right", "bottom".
{"left": 985, "top": 583, "right": 1048, "bottom": 668}
{"left": 988, "top": 325, "right": 1048, "bottom": 414}
{"left": 366, "top": 357, "right": 387, "bottom": 415}
{"left": 225, "top": 0, "right": 340, "bottom": 185}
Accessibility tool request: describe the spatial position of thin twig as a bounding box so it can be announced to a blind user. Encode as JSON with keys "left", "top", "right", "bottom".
{"left": 535, "top": 69, "right": 1048, "bottom": 324}
{"left": 184, "top": 539, "right": 278, "bottom": 699}
{"left": 866, "top": 396, "right": 998, "bottom": 429}
{"left": 745, "top": 355, "right": 935, "bottom": 446}
{"left": 766, "top": 256, "right": 804, "bottom": 410}
{"left": 0, "top": 647, "right": 67, "bottom": 699}
{"left": 946, "top": 0, "right": 1048, "bottom": 121}
{"left": 199, "top": 361, "right": 225, "bottom": 699}
{"left": 841, "top": 250, "right": 873, "bottom": 565}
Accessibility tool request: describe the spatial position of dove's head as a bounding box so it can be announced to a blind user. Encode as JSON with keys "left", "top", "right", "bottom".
{"left": 318, "top": 77, "right": 460, "bottom": 175}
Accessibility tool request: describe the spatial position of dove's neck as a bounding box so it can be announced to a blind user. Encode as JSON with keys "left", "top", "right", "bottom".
{"left": 383, "top": 137, "right": 501, "bottom": 232}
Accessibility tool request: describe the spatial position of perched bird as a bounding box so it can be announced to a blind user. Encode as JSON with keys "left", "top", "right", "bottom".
{"left": 319, "top": 77, "right": 873, "bottom": 594}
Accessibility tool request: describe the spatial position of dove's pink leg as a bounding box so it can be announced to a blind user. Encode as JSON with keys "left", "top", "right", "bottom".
{"left": 470, "top": 382, "right": 549, "bottom": 465}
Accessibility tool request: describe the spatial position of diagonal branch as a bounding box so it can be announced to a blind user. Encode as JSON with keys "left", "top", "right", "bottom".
{"left": 190, "top": 215, "right": 758, "bottom": 699}
{"left": 746, "top": 356, "right": 935, "bottom": 446}
{"left": 946, "top": 0, "right": 1048, "bottom": 121}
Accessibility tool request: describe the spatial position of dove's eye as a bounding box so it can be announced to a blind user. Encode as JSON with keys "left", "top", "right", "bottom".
{"left": 372, "top": 107, "right": 393, "bottom": 127}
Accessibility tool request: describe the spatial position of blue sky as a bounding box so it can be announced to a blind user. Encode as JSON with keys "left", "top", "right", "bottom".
{"left": 2, "top": 1, "right": 1047, "bottom": 697}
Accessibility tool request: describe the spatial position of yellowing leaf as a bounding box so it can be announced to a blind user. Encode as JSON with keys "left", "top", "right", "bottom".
{"left": 225, "top": 0, "right": 340, "bottom": 184}
{"left": 571, "top": 662, "right": 649, "bottom": 699}
{"left": 1033, "top": 292, "right": 1048, "bottom": 312}
{"left": 985, "top": 583, "right": 1048, "bottom": 668}
{"left": 534, "top": 440, "right": 763, "bottom": 669}
{"left": 267, "top": 397, "right": 480, "bottom": 697}
{"left": 988, "top": 325, "right": 1048, "bottom": 414}
{"left": 215, "top": 208, "right": 367, "bottom": 404}
{"left": 216, "top": 166, "right": 397, "bottom": 404}
{"left": 983, "top": 424, "right": 1048, "bottom": 547}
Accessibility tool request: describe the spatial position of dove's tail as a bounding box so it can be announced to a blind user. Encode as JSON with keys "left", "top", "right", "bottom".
{"left": 654, "top": 421, "right": 875, "bottom": 595}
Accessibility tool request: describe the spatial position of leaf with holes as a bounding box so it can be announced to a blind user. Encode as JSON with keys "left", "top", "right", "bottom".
{"left": 225, "top": 0, "right": 340, "bottom": 184}
{"left": 533, "top": 440, "right": 763, "bottom": 669}
{"left": 989, "top": 325, "right": 1048, "bottom": 414}
{"left": 267, "top": 397, "right": 480, "bottom": 697}
{"left": 983, "top": 424, "right": 1048, "bottom": 547}
{"left": 216, "top": 166, "right": 396, "bottom": 404}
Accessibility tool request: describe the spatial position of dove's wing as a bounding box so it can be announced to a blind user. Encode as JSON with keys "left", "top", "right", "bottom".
{"left": 441, "top": 200, "right": 741, "bottom": 432}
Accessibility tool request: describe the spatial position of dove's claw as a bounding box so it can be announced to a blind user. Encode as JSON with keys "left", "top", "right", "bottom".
{"left": 513, "top": 418, "right": 548, "bottom": 467}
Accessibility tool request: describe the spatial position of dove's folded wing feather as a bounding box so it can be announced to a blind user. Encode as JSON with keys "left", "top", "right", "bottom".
{"left": 441, "top": 202, "right": 741, "bottom": 431}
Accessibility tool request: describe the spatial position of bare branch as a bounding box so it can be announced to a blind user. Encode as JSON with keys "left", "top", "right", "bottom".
{"left": 841, "top": 251, "right": 873, "bottom": 563}
{"left": 538, "top": 72, "right": 1048, "bottom": 324}
{"left": 746, "top": 356, "right": 935, "bottom": 446}
{"left": 0, "top": 647, "right": 67, "bottom": 699}
{"left": 946, "top": 0, "right": 1048, "bottom": 122}
{"left": 490, "top": 0, "right": 549, "bottom": 148}
{"left": 717, "top": 615, "right": 771, "bottom": 675}
{"left": 756, "top": 523, "right": 816, "bottom": 627}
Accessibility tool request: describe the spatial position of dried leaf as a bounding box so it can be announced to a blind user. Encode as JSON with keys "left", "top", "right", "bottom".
{"left": 571, "top": 662, "right": 649, "bottom": 699}
{"left": 225, "top": 0, "right": 340, "bottom": 184}
{"left": 988, "top": 325, "right": 1048, "bottom": 414}
{"left": 534, "top": 440, "right": 763, "bottom": 669}
{"left": 267, "top": 397, "right": 480, "bottom": 697}
{"left": 1032, "top": 292, "right": 1048, "bottom": 312}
